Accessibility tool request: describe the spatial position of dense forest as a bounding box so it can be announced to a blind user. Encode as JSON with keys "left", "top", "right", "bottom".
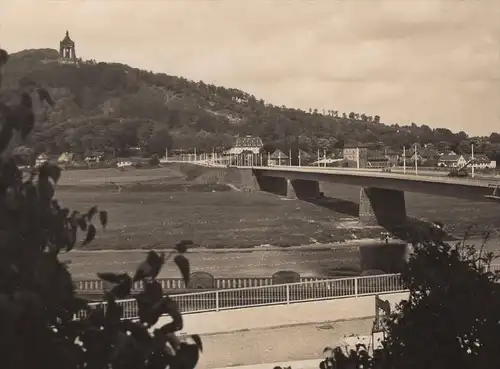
{"left": 3, "top": 48, "right": 500, "bottom": 160}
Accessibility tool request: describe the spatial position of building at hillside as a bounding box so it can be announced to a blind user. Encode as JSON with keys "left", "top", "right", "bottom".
{"left": 59, "top": 30, "right": 77, "bottom": 63}
{"left": 268, "top": 149, "right": 289, "bottom": 166}
{"left": 342, "top": 143, "right": 368, "bottom": 168}
{"left": 225, "top": 135, "right": 264, "bottom": 155}
{"left": 367, "top": 150, "right": 389, "bottom": 168}
{"left": 57, "top": 152, "right": 76, "bottom": 164}
{"left": 437, "top": 154, "right": 495, "bottom": 169}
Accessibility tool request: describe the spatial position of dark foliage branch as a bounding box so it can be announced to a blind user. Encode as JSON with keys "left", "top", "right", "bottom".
{"left": 317, "top": 229, "right": 500, "bottom": 369}
{"left": 381, "top": 229, "right": 500, "bottom": 369}
{"left": 0, "top": 48, "right": 201, "bottom": 369}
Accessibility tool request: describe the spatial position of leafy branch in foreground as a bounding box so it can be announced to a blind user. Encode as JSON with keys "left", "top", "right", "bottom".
{"left": 0, "top": 47, "right": 201, "bottom": 369}
{"left": 381, "top": 230, "right": 500, "bottom": 369}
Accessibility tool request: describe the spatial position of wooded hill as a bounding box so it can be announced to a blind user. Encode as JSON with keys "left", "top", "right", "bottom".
{"left": 3, "top": 48, "right": 500, "bottom": 160}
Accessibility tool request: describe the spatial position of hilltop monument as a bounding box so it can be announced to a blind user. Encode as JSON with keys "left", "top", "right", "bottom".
{"left": 59, "top": 30, "right": 77, "bottom": 63}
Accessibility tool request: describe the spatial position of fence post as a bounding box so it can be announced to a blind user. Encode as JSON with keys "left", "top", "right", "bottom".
{"left": 354, "top": 277, "right": 358, "bottom": 297}
{"left": 215, "top": 290, "right": 220, "bottom": 311}
{"left": 286, "top": 284, "right": 290, "bottom": 304}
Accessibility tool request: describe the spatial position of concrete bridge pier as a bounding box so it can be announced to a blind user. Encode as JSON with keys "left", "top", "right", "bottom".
{"left": 359, "top": 187, "right": 406, "bottom": 228}
{"left": 255, "top": 173, "right": 321, "bottom": 199}
{"left": 287, "top": 179, "right": 321, "bottom": 200}
{"left": 255, "top": 175, "right": 288, "bottom": 196}
{"left": 359, "top": 187, "right": 408, "bottom": 273}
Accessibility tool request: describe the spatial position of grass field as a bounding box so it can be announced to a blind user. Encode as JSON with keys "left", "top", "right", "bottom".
{"left": 57, "top": 190, "right": 385, "bottom": 250}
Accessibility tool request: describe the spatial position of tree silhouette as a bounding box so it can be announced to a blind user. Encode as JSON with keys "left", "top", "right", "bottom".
{"left": 383, "top": 233, "right": 500, "bottom": 369}
{"left": 0, "top": 47, "right": 201, "bottom": 369}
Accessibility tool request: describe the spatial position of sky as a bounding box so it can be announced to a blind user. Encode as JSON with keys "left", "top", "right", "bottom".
{"left": 1, "top": 0, "right": 499, "bottom": 136}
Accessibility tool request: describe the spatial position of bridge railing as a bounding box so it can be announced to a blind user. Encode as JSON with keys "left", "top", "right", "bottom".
{"left": 75, "top": 264, "right": 500, "bottom": 320}
{"left": 487, "top": 263, "right": 500, "bottom": 273}
{"left": 76, "top": 273, "right": 406, "bottom": 320}
{"left": 257, "top": 165, "right": 499, "bottom": 185}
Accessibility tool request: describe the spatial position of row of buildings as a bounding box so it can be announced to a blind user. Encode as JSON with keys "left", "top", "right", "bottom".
{"left": 26, "top": 135, "right": 496, "bottom": 170}
{"left": 226, "top": 136, "right": 496, "bottom": 169}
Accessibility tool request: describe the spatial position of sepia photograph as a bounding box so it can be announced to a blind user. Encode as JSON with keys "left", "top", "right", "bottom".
{"left": 0, "top": 0, "right": 499, "bottom": 368}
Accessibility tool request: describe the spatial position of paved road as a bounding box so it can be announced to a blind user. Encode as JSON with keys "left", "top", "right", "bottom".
{"left": 61, "top": 238, "right": 500, "bottom": 280}
{"left": 197, "top": 318, "right": 373, "bottom": 369}
{"left": 255, "top": 165, "right": 498, "bottom": 187}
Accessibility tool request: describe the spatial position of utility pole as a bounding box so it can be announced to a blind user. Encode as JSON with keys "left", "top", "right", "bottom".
{"left": 414, "top": 144, "right": 418, "bottom": 175}
{"left": 356, "top": 147, "right": 360, "bottom": 170}
{"left": 403, "top": 146, "right": 406, "bottom": 174}
{"left": 471, "top": 143, "right": 475, "bottom": 178}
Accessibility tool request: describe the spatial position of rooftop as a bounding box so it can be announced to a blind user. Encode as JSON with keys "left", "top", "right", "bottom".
{"left": 439, "top": 154, "right": 491, "bottom": 163}
{"left": 367, "top": 150, "right": 389, "bottom": 160}
{"left": 234, "top": 136, "right": 263, "bottom": 148}
{"left": 60, "top": 31, "right": 75, "bottom": 47}
{"left": 343, "top": 143, "right": 368, "bottom": 149}
{"left": 269, "top": 149, "right": 289, "bottom": 159}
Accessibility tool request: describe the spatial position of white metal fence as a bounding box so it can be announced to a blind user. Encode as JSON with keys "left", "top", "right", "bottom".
{"left": 76, "top": 264, "right": 500, "bottom": 293}
{"left": 77, "top": 273, "right": 405, "bottom": 320}
{"left": 486, "top": 263, "right": 500, "bottom": 273}
{"left": 75, "top": 265, "right": 500, "bottom": 320}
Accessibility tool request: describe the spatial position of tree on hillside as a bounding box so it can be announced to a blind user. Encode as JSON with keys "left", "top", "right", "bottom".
{"left": 382, "top": 232, "right": 500, "bottom": 369}
{"left": 149, "top": 153, "right": 161, "bottom": 166}
{"left": 0, "top": 48, "right": 201, "bottom": 369}
{"left": 147, "top": 128, "right": 173, "bottom": 157}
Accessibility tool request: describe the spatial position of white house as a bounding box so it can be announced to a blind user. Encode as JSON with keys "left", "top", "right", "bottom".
{"left": 117, "top": 160, "right": 133, "bottom": 168}
{"left": 437, "top": 154, "right": 495, "bottom": 169}
{"left": 224, "top": 135, "right": 264, "bottom": 155}
{"left": 117, "top": 157, "right": 143, "bottom": 168}
{"left": 35, "top": 153, "right": 50, "bottom": 167}
{"left": 84, "top": 151, "right": 105, "bottom": 164}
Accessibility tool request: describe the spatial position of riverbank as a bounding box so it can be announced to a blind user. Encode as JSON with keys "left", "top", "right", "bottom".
{"left": 67, "top": 238, "right": 403, "bottom": 254}
{"left": 61, "top": 236, "right": 500, "bottom": 280}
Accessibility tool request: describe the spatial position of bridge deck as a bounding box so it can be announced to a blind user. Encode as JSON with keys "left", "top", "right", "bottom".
{"left": 250, "top": 166, "right": 499, "bottom": 201}
{"left": 253, "top": 166, "right": 496, "bottom": 187}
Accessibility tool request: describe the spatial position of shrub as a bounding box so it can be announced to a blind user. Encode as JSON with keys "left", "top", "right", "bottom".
{"left": 0, "top": 48, "right": 201, "bottom": 369}
{"left": 149, "top": 154, "right": 160, "bottom": 167}
{"left": 382, "top": 232, "right": 500, "bottom": 369}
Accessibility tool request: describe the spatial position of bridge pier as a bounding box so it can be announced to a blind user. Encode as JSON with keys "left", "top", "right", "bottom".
{"left": 359, "top": 187, "right": 406, "bottom": 227}
{"left": 359, "top": 244, "right": 408, "bottom": 273}
{"left": 287, "top": 179, "right": 321, "bottom": 200}
{"left": 255, "top": 174, "right": 320, "bottom": 199}
{"left": 255, "top": 175, "right": 288, "bottom": 196}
